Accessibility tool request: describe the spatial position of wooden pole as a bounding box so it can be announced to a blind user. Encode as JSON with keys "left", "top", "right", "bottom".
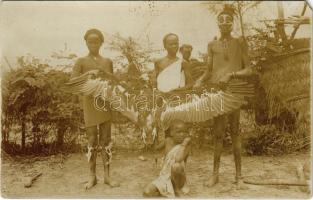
{"left": 290, "top": 2, "right": 308, "bottom": 40}
{"left": 237, "top": 1, "right": 246, "bottom": 40}
{"left": 4, "top": 56, "right": 14, "bottom": 71}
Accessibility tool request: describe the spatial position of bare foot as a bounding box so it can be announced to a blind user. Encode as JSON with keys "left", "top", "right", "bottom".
{"left": 104, "top": 177, "right": 120, "bottom": 188}
{"left": 181, "top": 184, "right": 190, "bottom": 195}
{"left": 174, "top": 188, "right": 189, "bottom": 197}
{"left": 235, "top": 177, "right": 248, "bottom": 190}
{"left": 204, "top": 174, "right": 219, "bottom": 187}
{"left": 175, "top": 188, "right": 185, "bottom": 197}
{"left": 84, "top": 176, "right": 97, "bottom": 190}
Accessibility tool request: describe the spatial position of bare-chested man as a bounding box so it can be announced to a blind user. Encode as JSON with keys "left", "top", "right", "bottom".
{"left": 179, "top": 44, "right": 206, "bottom": 79}
{"left": 194, "top": 6, "right": 253, "bottom": 188}
{"left": 179, "top": 44, "right": 193, "bottom": 62}
{"left": 71, "top": 28, "right": 120, "bottom": 189}
{"left": 143, "top": 119, "right": 191, "bottom": 198}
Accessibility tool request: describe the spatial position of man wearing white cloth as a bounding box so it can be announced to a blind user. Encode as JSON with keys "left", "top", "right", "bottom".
{"left": 152, "top": 33, "right": 193, "bottom": 138}
{"left": 154, "top": 33, "right": 193, "bottom": 93}
{"left": 152, "top": 33, "right": 193, "bottom": 141}
{"left": 143, "top": 34, "right": 193, "bottom": 198}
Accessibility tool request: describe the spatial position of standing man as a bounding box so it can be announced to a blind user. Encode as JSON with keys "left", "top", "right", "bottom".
{"left": 153, "top": 33, "right": 194, "bottom": 142}
{"left": 179, "top": 44, "right": 193, "bottom": 63}
{"left": 71, "top": 28, "right": 120, "bottom": 189}
{"left": 194, "top": 5, "right": 253, "bottom": 188}
{"left": 154, "top": 33, "right": 193, "bottom": 93}
{"left": 179, "top": 44, "right": 207, "bottom": 83}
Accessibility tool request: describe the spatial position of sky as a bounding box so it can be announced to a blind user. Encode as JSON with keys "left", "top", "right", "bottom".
{"left": 1, "top": 1, "right": 312, "bottom": 71}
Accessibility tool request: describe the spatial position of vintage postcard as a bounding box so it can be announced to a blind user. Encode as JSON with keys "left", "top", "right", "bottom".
{"left": 1, "top": 1, "right": 312, "bottom": 198}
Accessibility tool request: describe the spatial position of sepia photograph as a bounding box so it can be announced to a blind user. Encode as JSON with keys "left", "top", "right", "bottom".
{"left": 0, "top": 1, "right": 312, "bottom": 198}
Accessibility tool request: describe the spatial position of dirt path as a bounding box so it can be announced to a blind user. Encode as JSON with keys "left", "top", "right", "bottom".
{"left": 1, "top": 149, "right": 311, "bottom": 198}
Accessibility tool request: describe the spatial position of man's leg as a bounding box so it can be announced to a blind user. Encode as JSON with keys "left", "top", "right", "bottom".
{"left": 153, "top": 98, "right": 166, "bottom": 148}
{"left": 171, "top": 140, "right": 191, "bottom": 196}
{"left": 204, "top": 114, "right": 226, "bottom": 187}
{"left": 229, "top": 109, "right": 246, "bottom": 188}
{"left": 85, "top": 126, "right": 98, "bottom": 189}
{"left": 143, "top": 183, "right": 161, "bottom": 197}
{"left": 99, "top": 121, "right": 120, "bottom": 187}
{"left": 171, "top": 163, "right": 188, "bottom": 196}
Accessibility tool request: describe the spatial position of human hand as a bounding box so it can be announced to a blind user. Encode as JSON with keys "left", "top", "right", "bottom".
{"left": 193, "top": 79, "right": 202, "bottom": 88}
{"left": 182, "top": 137, "right": 191, "bottom": 146}
{"left": 86, "top": 70, "right": 99, "bottom": 78}
{"left": 218, "top": 73, "right": 232, "bottom": 84}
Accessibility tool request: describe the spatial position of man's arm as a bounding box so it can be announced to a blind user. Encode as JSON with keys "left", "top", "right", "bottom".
{"left": 182, "top": 60, "right": 194, "bottom": 89}
{"left": 175, "top": 137, "right": 191, "bottom": 163}
{"left": 71, "top": 58, "right": 83, "bottom": 78}
{"left": 232, "top": 38, "right": 254, "bottom": 79}
{"left": 194, "top": 43, "right": 213, "bottom": 87}
{"left": 240, "top": 37, "right": 249, "bottom": 70}
{"left": 197, "top": 62, "right": 212, "bottom": 82}
{"left": 70, "top": 58, "right": 83, "bottom": 103}
{"left": 232, "top": 67, "right": 253, "bottom": 79}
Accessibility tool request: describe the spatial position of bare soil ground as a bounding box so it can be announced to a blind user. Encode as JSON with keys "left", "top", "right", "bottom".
{"left": 1, "top": 149, "right": 311, "bottom": 198}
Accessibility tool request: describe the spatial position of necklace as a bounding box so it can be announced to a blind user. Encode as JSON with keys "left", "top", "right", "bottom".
{"left": 90, "top": 54, "right": 99, "bottom": 61}
{"left": 222, "top": 39, "right": 230, "bottom": 61}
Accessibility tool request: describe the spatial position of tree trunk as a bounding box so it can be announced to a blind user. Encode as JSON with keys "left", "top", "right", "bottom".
{"left": 1, "top": 124, "right": 6, "bottom": 143}
{"left": 57, "top": 125, "right": 65, "bottom": 147}
{"left": 21, "top": 118, "right": 26, "bottom": 150}
{"left": 32, "top": 124, "right": 40, "bottom": 150}
{"left": 4, "top": 126, "right": 8, "bottom": 143}
{"left": 2, "top": 118, "right": 9, "bottom": 143}
{"left": 276, "top": 2, "right": 287, "bottom": 42}
{"left": 290, "top": 2, "right": 308, "bottom": 40}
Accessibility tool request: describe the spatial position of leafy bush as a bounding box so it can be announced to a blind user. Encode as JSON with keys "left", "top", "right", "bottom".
{"left": 2, "top": 56, "right": 83, "bottom": 155}
{"left": 244, "top": 107, "right": 310, "bottom": 156}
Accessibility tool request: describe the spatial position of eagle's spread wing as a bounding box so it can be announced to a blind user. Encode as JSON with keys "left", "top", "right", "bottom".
{"left": 161, "top": 81, "right": 254, "bottom": 129}
{"left": 62, "top": 71, "right": 111, "bottom": 98}
{"left": 62, "top": 72, "right": 138, "bottom": 124}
